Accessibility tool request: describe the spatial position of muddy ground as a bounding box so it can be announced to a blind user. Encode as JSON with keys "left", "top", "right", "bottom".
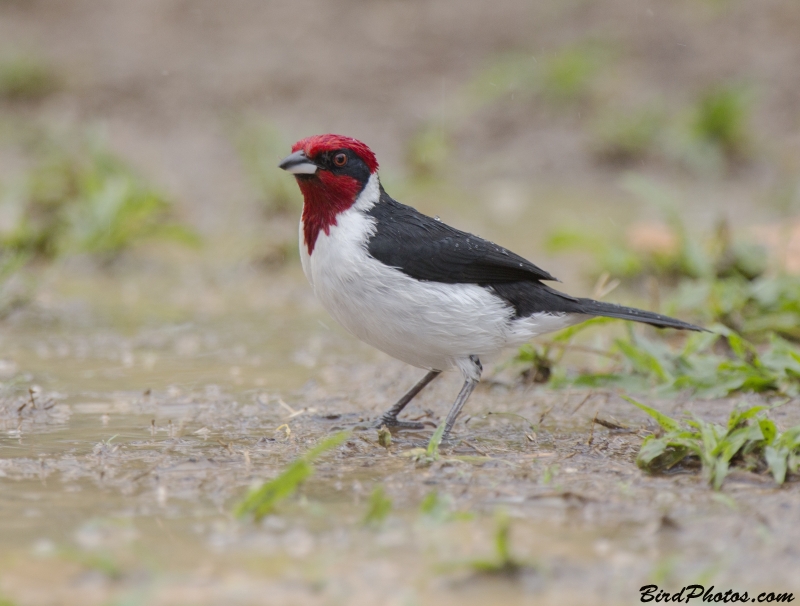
{"left": 2, "top": 266, "right": 799, "bottom": 606}
{"left": 1, "top": 0, "right": 800, "bottom": 604}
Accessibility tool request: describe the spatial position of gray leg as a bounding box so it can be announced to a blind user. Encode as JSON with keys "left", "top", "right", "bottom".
{"left": 441, "top": 356, "right": 482, "bottom": 440}
{"left": 378, "top": 370, "right": 441, "bottom": 429}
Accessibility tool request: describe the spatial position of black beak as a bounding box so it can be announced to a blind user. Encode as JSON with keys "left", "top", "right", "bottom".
{"left": 278, "top": 150, "right": 318, "bottom": 175}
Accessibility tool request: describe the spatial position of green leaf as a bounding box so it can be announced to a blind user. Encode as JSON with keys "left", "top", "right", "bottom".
{"left": 717, "top": 423, "right": 762, "bottom": 463}
{"left": 765, "top": 446, "right": 788, "bottom": 485}
{"left": 776, "top": 426, "right": 800, "bottom": 450}
{"left": 710, "top": 457, "right": 729, "bottom": 490}
{"left": 494, "top": 510, "right": 512, "bottom": 564}
{"left": 616, "top": 339, "right": 670, "bottom": 382}
{"left": 726, "top": 405, "right": 766, "bottom": 430}
{"left": 680, "top": 330, "right": 721, "bottom": 358}
{"left": 758, "top": 418, "right": 777, "bottom": 445}
{"left": 636, "top": 436, "right": 667, "bottom": 468}
{"left": 420, "top": 491, "right": 442, "bottom": 515}
{"left": 696, "top": 419, "right": 723, "bottom": 462}
{"left": 427, "top": 421, "right": 446, "bottom": 460}
{"left": 636, "top": 437, "right": 688, "bottom": 472}
{"left": 623, "top": 396, "right": 681, "bottom": 432}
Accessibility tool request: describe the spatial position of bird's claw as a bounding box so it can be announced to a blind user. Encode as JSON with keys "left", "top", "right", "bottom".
{"left": 376, "top": 416, "right": 426, "bottom": 431}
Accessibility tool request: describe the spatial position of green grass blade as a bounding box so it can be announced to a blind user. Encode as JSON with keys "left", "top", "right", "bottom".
{"left": 305, "top": 430, "right": 351, "bottom": 460}
{"left": 764, "top": 446, "right": 788, "bottom": 485}
{"left": 427, "top": 422, "right": 446, "bottom": 459}
{"left": 234, "top": 459, "right": 312, "bottom": 520}
{"left": 234, "top": 431, "right": 349, "bottom": 521}
{"left": 622, "top": 396, "right": 681, "bottom": 432}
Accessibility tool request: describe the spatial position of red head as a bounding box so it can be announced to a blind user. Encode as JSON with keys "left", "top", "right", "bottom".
{"left": 279, "top": 134, "right": 379, "bottom": 255}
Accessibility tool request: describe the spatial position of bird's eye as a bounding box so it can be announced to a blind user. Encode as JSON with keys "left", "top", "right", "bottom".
{"left": 333, "top": 153, "right": 348, "bottom": 167}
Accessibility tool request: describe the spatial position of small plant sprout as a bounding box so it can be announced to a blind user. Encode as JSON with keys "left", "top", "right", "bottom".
{"left": 234, "top": 431, "right": 349, "bottom": 521}
{"left": 591, "top": 107, "right": 665, "bottom": 164}
{"left": 419, "top": 491, "right": 472, "bottom": 524}
{"left": 362, "top": 486, "right": 392, "bottom": 527}
{"left": 377, "top": 424, "right": 392, "bottom": 449}
{"left": 465, "top": 510, "right": 530, "bottom": 576}
{"left": 541, "top": 464, "right": 558, "bottom": 486}
{"left": 419, "top": 491, "right": 449, "bottom": 521}
{"left": 539, "top": 43, "right": 606, "bottom": 104}
{"left": 690, "top": 84, "right": 753, "bottom": 162}
{"left": 0, "top": 55, "right": 59, "bottom": 101}
{"left": 628, "top": 396, "right": 800, "bottom": 489}
{"left": 510, "top": 317, "right": 612, "bottom": 384}
{"left": 403, "top": 421, "right": 446, "bottom": 466}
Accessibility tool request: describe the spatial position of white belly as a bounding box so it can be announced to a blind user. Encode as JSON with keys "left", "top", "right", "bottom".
{"left": 299, "top": 200, "right": 578, "bottom": 374}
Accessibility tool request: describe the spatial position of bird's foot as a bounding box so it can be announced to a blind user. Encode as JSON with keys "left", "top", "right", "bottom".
{"left": 376, "top": 415, "right": 426, "bottom": 430}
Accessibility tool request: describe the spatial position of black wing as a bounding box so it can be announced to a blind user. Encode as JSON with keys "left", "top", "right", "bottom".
{"left": 366, "top": 188, "right": 558, "bottom": 284}
{"left": 365, "top": 188, "right": 705, "bottom": 331}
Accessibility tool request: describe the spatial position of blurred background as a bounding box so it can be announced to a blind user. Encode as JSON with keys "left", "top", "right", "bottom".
{"left": 1, "top": 1, "right": 800, "bottom": 604}
{"left": 2, "top": 0, "right": 798, "bottom": 270}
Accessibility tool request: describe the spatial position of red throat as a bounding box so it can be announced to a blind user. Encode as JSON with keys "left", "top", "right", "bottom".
{"left": 291, "top": 134, "right": 378, "bottom": 255}
{"left": 299, "top": 171, "right": 362, "bottom": 255}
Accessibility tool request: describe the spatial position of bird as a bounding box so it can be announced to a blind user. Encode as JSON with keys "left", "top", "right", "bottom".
{"left": 279, "top": 134, "right": 703, "bottom": 441}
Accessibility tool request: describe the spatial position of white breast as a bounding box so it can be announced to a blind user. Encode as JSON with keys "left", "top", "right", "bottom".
{"left": 299, "top": 175, "right": 579, "bottom": 375}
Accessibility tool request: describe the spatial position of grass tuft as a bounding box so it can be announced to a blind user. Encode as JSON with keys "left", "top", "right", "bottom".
{"left": 690, "top": 84, "right": 753, "bottom": 161}
{"left": 510, "top": 317, "right": 614, "bottom": 385}
{"left": 419, "top": 491, "right": 448, "bottom": 521}
{"left": 362, "top": 486, "right": 392, "bottom": 527}
{"left": 463, "top": 510, "right": 529, "bottom": 576}
{"left": 544, "top": 175, "right": 791, "bottom": 333}
{"left": 566, "top": 326, "right": 800, "bottom": 399}
{"left": 539, "top": 44, "right": 605, "bottom": 104}
{"left": 402, "top": 421, "right": 448, "bottom": 466}
{"left": 467, "top": 41, "right": 610, "bottom": 109}
{"left": 589, "top": 82, "right": 754, "bottom": 172}
{"left": 1, "top": 135, "right": 198, "bottom": 261}
{"left": 591, "top": 108, "right": 665, "bottom": 164}
{"left": 659, "top": 83, "right": 754, "bottom": 173}
{"left": 419, "top": 491, "right": 473, "bottom": 524}
{"left": 0, "top": 56, "right": 59, "bottom": 102}
{"left": 628, "top": 397, "right": 800, "bottom": 489}
{"left": 527, "top": 180, "right": 800, "bottom": 398}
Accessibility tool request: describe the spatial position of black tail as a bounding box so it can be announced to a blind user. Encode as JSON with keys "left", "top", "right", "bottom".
{"left": 488, "top": 282, "right": 706, "bottom": 331}
{"left": 571, "top": 298, "right": 706, "bottom": 332}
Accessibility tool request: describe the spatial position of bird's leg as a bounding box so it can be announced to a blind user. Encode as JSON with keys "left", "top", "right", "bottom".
{"left": 441, "top": 356, "right": 482, "bottom": 441}
{"left": 378, "top": 369, "right": 441, "bottom": 430}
